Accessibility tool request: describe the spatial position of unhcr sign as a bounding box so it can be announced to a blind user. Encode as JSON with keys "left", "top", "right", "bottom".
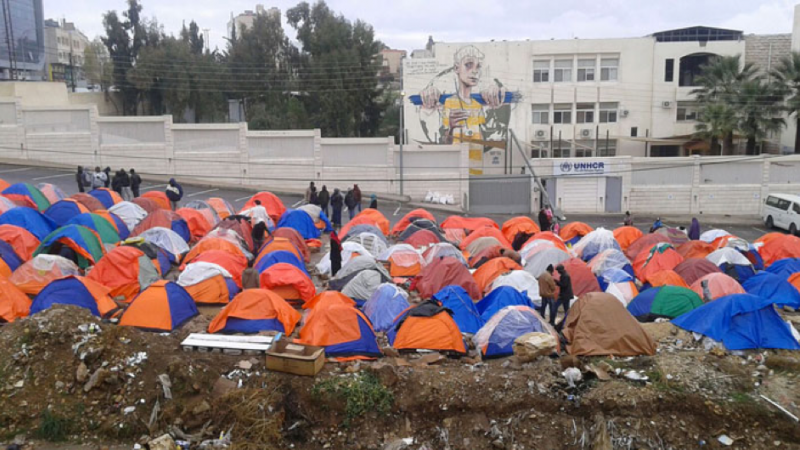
{"left": 552, "top": 160, "right": 609, "bottom": 176}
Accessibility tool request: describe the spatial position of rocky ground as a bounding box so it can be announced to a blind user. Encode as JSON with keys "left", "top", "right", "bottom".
{"left": 1, "top": 304, "right": 799, "bottom": 450}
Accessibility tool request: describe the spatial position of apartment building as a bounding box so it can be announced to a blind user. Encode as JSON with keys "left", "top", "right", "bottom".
{"left": 44, "top": 19, "right": 90, "bottom": 88}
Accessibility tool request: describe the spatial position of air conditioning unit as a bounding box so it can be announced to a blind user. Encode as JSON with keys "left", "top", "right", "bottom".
{"left": 535, "top": 130, "right": 546, "bottom": 138}
{"left": 580, "top": 129, "right": 592, "bottom": 138}
{"left": 620, "top": 109, "right": 629, "bottom": 118}
{"left": 662, "top": 101, "right": 672, "bottom": 109}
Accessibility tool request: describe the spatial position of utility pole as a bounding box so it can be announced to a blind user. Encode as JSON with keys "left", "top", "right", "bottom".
{"left": 69, "top": 49, "right": 76, "bottom": 92}
{"left": 2, "top": 0, "right": 17, "bottom": 80}
{"left": 399, "top": 91, "right": 405, "bottom": 196}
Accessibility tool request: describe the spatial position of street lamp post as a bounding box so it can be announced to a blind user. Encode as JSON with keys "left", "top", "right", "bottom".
{"left": 399, "top": 91, "right": 405, "bottom": 196}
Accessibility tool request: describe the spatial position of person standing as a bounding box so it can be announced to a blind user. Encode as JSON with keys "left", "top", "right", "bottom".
{"left": 76, "top": 166, "right": 87, "bottom": 193}
{"left": 165, "top": 178, "right": 184, "bottom": 211}
{"left": 368, "top": 193, "right": 377, "bottom": 209}
{"left": 111, "top": 170, "right": 123, "bottom": 195}
{"left": 344, "top": 189, "right": 357, "bottom": 220}
{"left": 330, "top": 229, "right": 343, "bottom": 277}
{"left": 352, "top": 184, "right": 362, "bottom": 214}
{"left": 130, "top": 169, "right": 142, "bottom": 198}
{"left": 331, "top": 188, "right": 343, "bottom": 228}
{"left": 537, "top": 265, "right": 557, "bottom": 325}
{"left": 318, "top": 185, "right": 330, "bottom": 217}
{"left": 92, "top": 166, "right": 107, "bottom": 190}
{"left": 623, "top": 211, "right": 633, "bottom": 227}
{"left": 554, "top": 265, "right": 573, "bottom": 329}
{"left": 102, "top": 167, "right": 112, "bottom": 188}
{"left": 309, "top": 185, "right": 319, "bottom": 206}
{"left": 649, "top": 217, "right": 663, "bottom": 233}
{"left": 538, "top": 207, "right": 551, "bottom": 232}
{"left": 688, "top": 217, "right": 701, "bottom": 241}
{"left": 305, "top": 182, "right": 315, "bottom": 204}
{"left": 119, "top": 168, "right": 132, "bottom": 201}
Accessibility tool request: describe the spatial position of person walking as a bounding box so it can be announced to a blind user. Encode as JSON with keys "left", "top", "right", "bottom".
{"left": 165, "top": 178, "right": 184, "bottom": 211}
{"left": 344, "top": 188, "right": 357, "bottom": 220}
{"left": 318, "top": 185, "right": 330, "bottom": 217}
{"left": 537, "top": 265, "right": 558, "bottom": 325}
{"left": 330, "top": 229, "right": 343, "bottom": 277}
{"left": 331, "top": 188, "right": 343, "bottom": 228}
{"left": 368, "top": 193, "right": 377, "bottom": 209}
{"left": 623, "top": 211, "right": 633, "bottom": 226}
{"left": 76, "top": 166, "right": 89, "bottom": 193}
{"left": 554, "top": 265, "right": 573, "bottom": 330}
{"left": 102, "top": 167, "right": 112, "bottom": 188}
{"left": 119, "top": 168, "right": 132, "bottom": 201}
{"left": 91, "top": 166, "right": 107, "bottom": 190}
{"left": 352, "top": 184, "right": 362, "bottom": 214}
{"left": 130, "top": 169, "right": 142, "bottom": 198}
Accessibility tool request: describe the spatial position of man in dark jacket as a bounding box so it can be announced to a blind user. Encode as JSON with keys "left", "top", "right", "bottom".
{"left": 111, "top": 169, "right": 123, "bottom": 194}
{"left": 130, "top": 169, "right": 142, "bottom": 198}
{"left": 537, "top": 207, "right": 550, "bottom": 233}
{"left": 555, "top": 264, "right": 573, "bottom": 330}
{"left": 103, "top": 167, "right": 112, "bottom": 188}
{"left": 330, "top": 188, "right": 344, "bottom": 228}
{"left": 352, "top": 184, "right": 362, "bottom": 214}
{"left": 165, "top": 178, "right": 184, "bottom": 210}
{"left": 318, "top": 185, "right": 330, "bottom": 217}
{"left": 118, "top": 168, "right": 132, "bottom": 201}
{"left": 344, "top": 189, "right": 357, "bottom": 220}
{"left": 76, "top": 166, "right": 87, "bottom": 193}
{"left": 330, "top": 229, "right": 343, "bottom": 277}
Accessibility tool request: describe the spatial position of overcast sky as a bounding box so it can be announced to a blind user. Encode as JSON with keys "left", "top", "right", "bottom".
{"left": 47, "top": 0, "right": 798, "bottom": 52}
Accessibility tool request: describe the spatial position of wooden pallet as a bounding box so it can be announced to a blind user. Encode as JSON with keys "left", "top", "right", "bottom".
{"left": 180, "top": 333, "right": 279, "bottom": 355}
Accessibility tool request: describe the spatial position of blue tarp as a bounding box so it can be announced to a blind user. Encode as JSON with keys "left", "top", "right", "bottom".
{"left": 0, "top": 208, "right": 57, "bottom": 240}
{"left": 433, "top": 286, "right": 485, "bottom": 334}
{"left": 363, "top": 284, "right": 410, "bottom": 332}
{"left": 765, "top": 258, "right": 800, "bottom": 280}
{"left": 742, "top": 272, "right": 800, "bottom": 308}
{"left": 475, "top": 286, "right": 534, "bottom": 322}
{"left": 276, "top": 210, "right": 320, "bottom": 239}
{"left": 672, "top": 294, "right": 800, "bottom": 350}
{"left": 597, "top": 268, "right": 634, "bottom": 291}
{"left": 319, "top": 210, "right": 333, "bottom": 232}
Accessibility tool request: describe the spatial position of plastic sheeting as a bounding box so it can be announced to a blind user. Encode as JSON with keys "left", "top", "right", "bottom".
{"left": 706, "top": 248, "right": 752, "bottom": 268}
{"left": 316, "top": 241, "right": 373, "bottom": 275}
{"left": 109, "top": 201, "right": 148, "bottom": 231}
{"left": 572, "top": 228, "right": 620, "bottom": 261}
{"left": 473, "top": 305, "right": 555, "bottom": 357}
{"left": 10, "top": 255, "right": 80, "bottom": 295}
{"left": 520, "top": 239, "right": 560, "bottom": 264}
{"left": 203, "top": 228, "right": 253, "bottom": 260}
{"left": 344, "top": 232, "right": 389, "bottom": 258}
{"left": 362, "top": 283, "right": 410, "bottom": 332}
{"left": 489, "top": 270, "right": 541, "bottom": 305}
{"left": 423, "top": 243, "right": 467, "bottom": 266}
{"left": 699, "top": 229, "right": 730, "bottom": 244}
{"left": 139, "top": 227, "right": 190, "bottom": 257}
{"left": 177, "top": 262, "right": 233, "bottom": 286}
{"left": 524, "top": 248, "right": 571, "bottom": 278}
{"left": 379, "top": 244, "right": 425, "bottom": 268}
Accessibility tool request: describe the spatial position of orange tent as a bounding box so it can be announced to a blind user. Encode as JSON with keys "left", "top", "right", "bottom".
{"left": 118, "top": 281, "right": 198, "bottom": 331}
{"left": 501, "top": 217, "right": 540, "bottom": 244}
{"left": 208, "top": 289, "right": 301, "bottom": 335}
{"left": 243, "top": 192, "right": 285, "bottom": 222}
{"left": 645, "top": 270, "right": 689, "bottom": 288}
{"left": 444, "top": 228, "right": 467, "bottom": 245}
{"left": 0, "top": 277, "right": 31, "bottom": 323}
{"left": 272, "top": 228, "right": 310, "bottom": 262}
{"left": 390, "top": 208, "right": 436, "bottom": 235}
{"left": 459, "top": 226, "right": 512, "bottom": 252}
{"left": 189, "top": 250, "right": 247, "bottom": 288}
{"left": 522, "top": 231, "right": 568, "bottom": 252}
{"left": 625, "top": 233, "right": 672, "bottom": 260}
{"left": 207, "top": 197, "right": 235, "bottom": 220}
{"left": 142, "top": 191, "right": 171, "bottom": 210}
{"left": 555, "top": 257, "right": 602, "bottom": 297}
{"left": 384, "top": 246, "right": 425, "bottom": 277}
{"left": 754, "top": 232, "right": 786, "bottom": 246}
{"left": 303, "top": 291, "right": 357, "bottom": 310}
{"left": 87, "top": 246, "right": 160, "bottom": 302}
{"left": 10, "top": 255, "right": 80, "bottom": 295}
{"left": 340, "top": 209, "right": 390, "bottom": 237}
{"left": 756, "top": 234, "right": 800, "bottom": 267}
{"left": 71, "top": 193, "right": 105, "bottom": 211}
{"left": 259, "top": 263, "right": 316, "bottom": 306}
{"left": 633, "top": 244, "right": 684, "bottom": 283}
{"left": 711, "top": 234, "right": 740, "bottom": 249}
{"left": 473, "top": 257, "right": 522, "bottom": 293}
{"left": 131, "top": 197, "right": 161, "bottom": 214}
{"left": 788, "top": 273, "right": 800, "bottom": 294}
{"left": 254, "top": 237, "right": 304, "bottom": 265}
{"left": 177, "top": 208, "right": 212, "bottom": 243}
{"left": 184, "top": 274, "right": 235, "bottom": 305}
{"left": 0, "top": 224, "right": 40, "bottom": 261}
{"left": 560, "top": 222, "right": 594, "bottom": 243}
{"left": 0, "top": 178, "right": 8, "bottom": 192}
{"left": 690, "top": 273, "right": 746, "bottom": 301}
{"left": 297, "top": 303, "right": 381, "bottom": 359}
{"left": 613, "top": 226, "right": 643, "bottom": 252}
{"left": 391, "top": 304, "right": 466, "bottom": 354}
{"left": 441, "top": 216, "right": 499, "bottom": 232}
{"left": 677, "top": 241, "right": 715, "bottom": 259}
{"left": 94, "top": 210, "right": 127, "bottom": 236}
{"left": 184, "top": 237, "right": 246, "bottom": 264}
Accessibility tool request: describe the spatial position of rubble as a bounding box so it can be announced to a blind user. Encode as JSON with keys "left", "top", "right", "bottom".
{"left": 512, "top": 332, "right": 557, "bottom": 363}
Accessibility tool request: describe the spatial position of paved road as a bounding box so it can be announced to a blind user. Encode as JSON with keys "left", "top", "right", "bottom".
{"left": 0, "top": 163, "right": 777, "bottom": 242}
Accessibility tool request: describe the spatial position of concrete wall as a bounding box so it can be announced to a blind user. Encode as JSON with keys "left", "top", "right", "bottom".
{"left": 0, "top": 101, "right": 470, "bottom": 204}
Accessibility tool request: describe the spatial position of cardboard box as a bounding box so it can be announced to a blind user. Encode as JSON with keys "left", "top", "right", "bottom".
{"left": 266, "top": 339, "right": 325, "bottom": 376}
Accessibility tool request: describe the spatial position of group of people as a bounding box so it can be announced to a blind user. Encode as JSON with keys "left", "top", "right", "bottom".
{"left": 537, "top": 264, "right": 573, "bottom": 330}
{"left": 304, "top": 182, "right": 378, "bottom": 228}
{"left": 76, "top": 166, "right": 142, "bottom": 202}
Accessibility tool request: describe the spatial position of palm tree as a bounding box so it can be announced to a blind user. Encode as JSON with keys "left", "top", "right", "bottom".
{"left": 692, "top": 55, "right": 758, "bottom": 154}
{"left": 694, "top": 103, "right": 737, "bottom": 155}
{"left": 734, "top": 79, "right": 785, "bottom": 154}
{"left": 772, "top": 52, "right": 800, "bottom": 154}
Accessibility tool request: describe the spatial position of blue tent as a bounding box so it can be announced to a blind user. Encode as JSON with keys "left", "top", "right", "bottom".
{"left": 433, "top": 285, "right": 485, "bottom": 334}
{"left": 0, "top": 240, "right": 22, "bottom": 274}
{"left": 276, "top": 210, "right": 320, "bottom": 239}
{"left": 719, "top": 262, "right": 756, "bottom": 285}
{"left": 0, "top": 208, "right": 57, "bottom": 240}
{"left": 44, "top": 200, "right": 87, "bottom": 226}
{"left": 30, "top": 277, "right": 117, "bottom": 318}
{"left": 363, "top": 284, "right": 411, "bottom": 332}
{"left": 476, "top": 286, "right": 534, "bottom": 321}
{"left": 318, "top": 210, "right": 333, "bottom": 232}
{"left": 765, "top": 258, "right": 800, "bottom": 280}
{"left": 597, "top": 268, "right": 634, "bottom": 292}
{"left": 475, "top": 305, "right": 554, "bottom": 357}
{"left": 742, "top": 272, "right": 800, "bottom": 308}
{"left": 105, "top": 212, "right": 130, "bottom": 240}
{"left": 672, "top": 294, "right": 800, "bottom": 350}
{"left": 255, "top": 250, "right": 308, "bottom": 276}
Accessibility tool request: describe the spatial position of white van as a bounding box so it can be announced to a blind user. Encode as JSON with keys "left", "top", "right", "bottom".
{"left": 763, "top": 193, "right": 800, "bottom": 235}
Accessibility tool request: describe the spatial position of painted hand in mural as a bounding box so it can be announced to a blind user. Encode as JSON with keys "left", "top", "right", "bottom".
{"left": 480, "top": 85, "right": 507, "bottom": 109}
{"left": 420, "top": 85, "right": 443, "bottom": 110}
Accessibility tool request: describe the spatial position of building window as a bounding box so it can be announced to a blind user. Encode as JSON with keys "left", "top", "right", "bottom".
{"left": 554, "top": 60, "right": 572, "bottom": 83}
{"left": 553, "top": 103, "right": 572, "bottom": 124}
{"left": 665, "top": 59, "right": 674, "bottom": 82}
{"left": 530, "top": 144, "right": 548, "bottom": 158}
{"left": 552, "top": 145, "right": 570, "bottom": 158}
{"left": 577, "top": 59, "right": 595, "bottom": 82}
{"left": 631, "top": 127, "right": 638, "bottom": 137}
{"left": 676, "top": 102, "right": 699, "bottom": 121}
{"left": 599, "top": 102, "right": 618, "bottom": 123}
{"left": 575, "top": 141, "right": 593, "bottom": 158}
{"left": 597, "top": 140, "right": 617, "bottom": 157}
{"left": 533, "top": 60, "right": 549, "bottom": 83}
{"left": 576, "top": 103, "right": 595, "bottom": 124}
{"left": 679, "top": 53, "right": 715, "bottom": 87}
{"left": 600, "top": 58, "right": 619, "bottom": 81}
{"left": 532, "top": 104, "right": 549, "bottom": 124}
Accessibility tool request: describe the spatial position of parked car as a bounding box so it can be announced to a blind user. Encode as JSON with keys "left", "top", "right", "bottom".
{"left": 763, "top": 193, "right": 800, "bottom": 235}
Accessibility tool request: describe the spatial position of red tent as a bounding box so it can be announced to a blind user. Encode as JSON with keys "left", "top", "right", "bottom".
{"left": 441, "top": 216, "right": 498, "bottom": 232}
{"left": 555, "top": 257, "right": 601, "bottom": 297}
{"left": 625, "top": 233, "right": 672, "bottom": 260}
{"left": 411, "top": 256, "right": 481, "bottom": 300}
{"left": 391, "top": 208, "right": 436, "bottom": 235}
{"left": 243, "top": 192, "right": 286, "bottom": 222}
{"left": 674, "top": 258, "right": 722, "bottom": 286}
{"left": 460, "top": 226, "right": 511, "bottom": 252}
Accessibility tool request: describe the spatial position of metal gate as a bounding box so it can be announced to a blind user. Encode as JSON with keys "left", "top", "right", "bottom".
{"left": 605, "top": 177, "right": 622, "bottom": 213}
{"left": 469, "top": 176, "right": 531, "bottom": 215}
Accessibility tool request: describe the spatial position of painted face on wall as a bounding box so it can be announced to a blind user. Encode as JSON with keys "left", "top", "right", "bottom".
{"left": 455, "top": 56, "right": 482, "bottom": 88}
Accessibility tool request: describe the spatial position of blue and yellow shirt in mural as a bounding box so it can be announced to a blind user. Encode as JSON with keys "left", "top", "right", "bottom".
{"left": 442, "top": 96, "right": 485, "bottom": 174}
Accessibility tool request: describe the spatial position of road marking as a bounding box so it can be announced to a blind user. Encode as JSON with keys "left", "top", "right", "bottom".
{"left": 752, "top": 226, "right": 767, "bottom": 233}
{"left": 187, "top": 188, "right": 218, "bottom": 198}
{"left": 32, "top": 172, "right": 72, "bottom": 181}
{"left": 235, "top": 195, "right": 252, "bottom": 202}
{"left": 141, "top": 184, "right": 166, "bottom": 192}
{"left": 394, "top": 205, "right": 401, "bottom": 216}
{"left": 292, "top": 199, "right": 304, "bottom": 208}
{"left": 0, "top": 167, "right": 32, "bottom": 174}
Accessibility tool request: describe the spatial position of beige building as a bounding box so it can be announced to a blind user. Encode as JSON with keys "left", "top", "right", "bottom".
{"left": 44, "top": 19, "right": 90, "bottom": 88}
{"left": 227, "top": 5, "right": 281, "bottom": 40}
{"left": 380, "top": 49, "right": 406, "bottom": 76}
